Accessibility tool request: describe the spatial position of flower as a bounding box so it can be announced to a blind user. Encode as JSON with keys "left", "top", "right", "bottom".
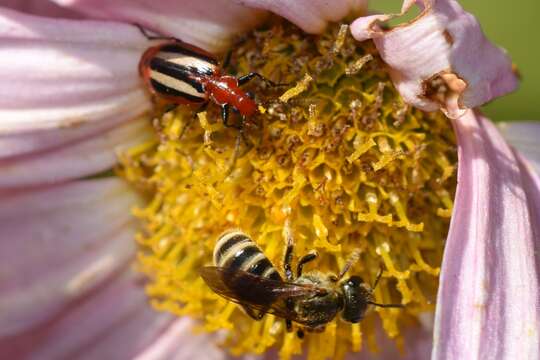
{"left": 0, "top": 1, "right": 538, "bottom": 360}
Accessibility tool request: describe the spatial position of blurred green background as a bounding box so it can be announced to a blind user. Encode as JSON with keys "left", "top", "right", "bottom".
{"left": 373, "top": 1, "right": 540, "bottom": 121}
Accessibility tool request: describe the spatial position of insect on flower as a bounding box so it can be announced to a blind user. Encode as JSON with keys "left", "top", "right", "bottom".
{"left": 137, "top": 25, "right": 285, "bottom": 137}
{"left": 200, "top": 230, "right": 404, "bottom": 338}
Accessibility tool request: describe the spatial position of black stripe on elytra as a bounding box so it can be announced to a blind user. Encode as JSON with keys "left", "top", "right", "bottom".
{"left": 150, "top": 57, "right": 208, "bottom": 92}
{"left": 216, "top": 234, "right": 250, "bottom": 264}
{"left": 149, "top": 79, "right": 206, "bottom": 102}
{"left": 227, "top": 245, "right": 260, "bottom": 271}
{"left": 247, "top": 257, "right": 273, "bottom": 276}
{"left": 160, "top": 43, "right": 218, "bottom": 65}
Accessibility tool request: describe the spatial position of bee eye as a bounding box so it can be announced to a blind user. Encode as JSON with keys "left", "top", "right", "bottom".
{"left": 347, "top": 275, "right": 363, "bottom": 286}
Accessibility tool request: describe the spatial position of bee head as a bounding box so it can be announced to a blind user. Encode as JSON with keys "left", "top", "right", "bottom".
{"left": 339, "top": 275, "right": 372, "bottom": 323}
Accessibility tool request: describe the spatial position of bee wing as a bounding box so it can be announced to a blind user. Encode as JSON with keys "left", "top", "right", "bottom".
{"left": 199, "top": 266, "right": 326, "bottom": 324}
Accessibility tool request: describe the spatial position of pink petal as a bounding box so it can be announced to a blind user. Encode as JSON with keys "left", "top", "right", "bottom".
{"left": 233, "top": 0, "right": 367, "bottom": 33}
{"left": 0, "top": 118, "right": 152, "bottom": 189}
{"left": 0, "top": 0, "right": 83, "bottom": 18}
{"left": 134, "top": 318, "right": 229, "bottom": 360}
{"left": 350, "top": 0, "right": 519, "bottom": 118}
{"left": 0, "top": 179, "right": 140, "bottom": 336}
{"left": 0, "top": 270, "right": 176, "bottom": 359}
{"left": 498, "top": 121, "right": 540, "bottom": 176}
{"left": 51, "top": 0, "right": 264, "bottom": 51}
{"left": 0, "top": 7, "right": 152, "bottom": 134}
{"left": 346, "top": 320, "right": 432, "bottom": 360}
{"left": 433, "top": 112, "right": 540, "bottom": 358}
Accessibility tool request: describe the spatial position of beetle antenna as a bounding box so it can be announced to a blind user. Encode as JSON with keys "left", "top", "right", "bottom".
{"left": 134, "top": 23, "right": 176, "bottom": 41}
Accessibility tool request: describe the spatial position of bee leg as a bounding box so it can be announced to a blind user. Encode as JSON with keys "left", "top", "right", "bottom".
{"left": 242, "top": 305, "right": 264, "bottom": 320}
{"left": 296, "top": 250, "right": 318, "bottom": 277}
{"left": 283, "top": 220, "right": 295, "bottom": 281}
{"left": 305, "top": 325, "right": 325, "bottom": 334}
{"left": 372, "top": 266, "right": 384, "bottom": 290}
{"left": 286, "top": 319, "right": 292, "bottom": 332}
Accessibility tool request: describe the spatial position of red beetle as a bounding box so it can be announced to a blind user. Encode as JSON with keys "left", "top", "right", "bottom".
{"left": 137, "top": 25, "right": 280, "bottom": 131}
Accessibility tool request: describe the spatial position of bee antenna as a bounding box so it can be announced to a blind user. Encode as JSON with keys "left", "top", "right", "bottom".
{"left": 371, "top": 266, "right": 384, "bottom": 291}
{"left": 337, "top": 249, "right": 361, "bottom": 281}
{"left": 368, "top": 301, "right": 404, "bottom": 309}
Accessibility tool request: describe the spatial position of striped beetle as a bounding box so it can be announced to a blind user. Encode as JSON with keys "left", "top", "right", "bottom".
{"left": 137, "top": 25, "right": 282, "bottom": 133}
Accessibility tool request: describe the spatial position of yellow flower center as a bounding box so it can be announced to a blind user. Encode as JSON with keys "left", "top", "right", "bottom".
{"left": 120, "top": 20, "right": 456, "bottom": 360}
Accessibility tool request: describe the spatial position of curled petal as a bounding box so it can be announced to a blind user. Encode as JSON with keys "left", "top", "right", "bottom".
{"left": 233, "top": 0, "right": 367, "bottom": 33}
{"left": 498, "top": 121, "right": 540, "bottom": 176}
{"left": 0, "top": 7, "right": 152, "bottom": 134}
{"left": 433, "top": 112, "right": 540, "bottom": 358}
{"left": 0, "top": 179, "right": 140, "bottom": 336}
{"left": 350, "top": 0, "right": 519, "bottom": 118}
{"left": 51, "top": 0, "right": 264, "bottom": 51}
{"left": 0, "top": 118, "right": 152, "bottom": 188}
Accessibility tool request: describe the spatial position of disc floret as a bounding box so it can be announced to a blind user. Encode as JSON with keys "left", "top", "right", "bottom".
{"left": 120, "top": 20, "right": 456, "bottom": 360}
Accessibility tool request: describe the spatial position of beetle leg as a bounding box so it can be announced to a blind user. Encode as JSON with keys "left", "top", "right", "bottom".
{"left": 177, "top": 103, "right": 207, "bottom": 140}
{"left": 221, "top": 104, "right": 236, "bottom": 128}
{"left": 163, "top": 103, "right": 178, "bottom": 115}
{"left": 237, "top": 72, "right": 289, "bottom": 87}
{"left": 296, "top": 250, "right": 318, "bottom": 277}
{"left": 222, "top": 50, "right": 233, "bottom": 69}
{"left": 134, "top": 23, "right": 176, "bottom": 41}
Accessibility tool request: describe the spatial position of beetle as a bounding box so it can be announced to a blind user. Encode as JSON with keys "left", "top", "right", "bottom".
{"left": 137, "top": 25, "right": 282, "bottom": 133}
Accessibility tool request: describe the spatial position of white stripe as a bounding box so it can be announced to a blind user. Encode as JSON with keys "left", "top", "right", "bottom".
{"left": 214, "top": 231, "right": 251, "bottom": 266}
{"left": 218, "top": 241, "right": 253, "bottom": 268}
{"left": 149, "top": 70, "right": 205, "bottom": 99}
{"left": 262, "top": 267, "right": 279, "bottom": 279}
{"left": 156, "top": 52, "right": 216, "bottom": 74}
{"left": 240, "top": 252, "right": 267, "bottom": 272}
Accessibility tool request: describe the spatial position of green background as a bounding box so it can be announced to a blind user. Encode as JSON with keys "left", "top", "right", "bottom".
{"left": 372, "top": 1, "right": 540, "bottom": 121}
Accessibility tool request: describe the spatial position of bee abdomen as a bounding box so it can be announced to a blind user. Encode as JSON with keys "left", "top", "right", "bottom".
{"left": 214, "top": 231, "right": 281, "bottom": 281}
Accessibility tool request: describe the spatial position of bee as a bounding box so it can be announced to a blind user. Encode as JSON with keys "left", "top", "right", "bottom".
{"left": 200, "top": 229, "right": 403, "bottom": 336}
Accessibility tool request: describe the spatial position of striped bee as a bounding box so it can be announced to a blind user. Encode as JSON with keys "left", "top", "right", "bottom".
{"left": 137, "top": 25, "right": 282, "bottom": 132}
{"left": 200, "top": 230, "right": 403, "bottom": 337}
